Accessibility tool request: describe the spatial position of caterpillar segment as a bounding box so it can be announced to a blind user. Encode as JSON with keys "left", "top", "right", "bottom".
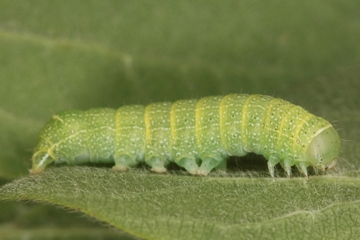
{"left": 31, "top": 94, "right": 341, "bottom": 178}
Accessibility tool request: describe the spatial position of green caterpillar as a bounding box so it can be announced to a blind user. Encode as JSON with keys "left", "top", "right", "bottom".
{"left": 30, "top": 94, "right": 341, "bottom": 178}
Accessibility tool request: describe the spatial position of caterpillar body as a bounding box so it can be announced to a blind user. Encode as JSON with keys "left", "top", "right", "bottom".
{"left": 31, "top": 94, "right": 341, "bottom": 178}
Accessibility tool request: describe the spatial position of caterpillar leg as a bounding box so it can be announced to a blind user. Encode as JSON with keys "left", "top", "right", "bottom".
{"left": 176, "top": 157, "right": 199, "bottom": 175}
{"left": 295, "top": 162, "right": 309, "bottom": 178}
{"left": 113, "top": 154, "right": 138, "bottom": 171}
{"left": 147, "top": 157, "right": 168, "bottom": 173}
{"left": 267, "top": 156, "right": 280, "bottom": 179}
{"left": 313, "top": 166, "right": 319, "bottom": 176}
{"left": 214, "top": 158, "right": 227, "bottom": 172}
{"left": 197, "top": 157, "right": 225, "bottom": 176}
{"left": 280, "top": 159, "right": 294, "bottom": 178}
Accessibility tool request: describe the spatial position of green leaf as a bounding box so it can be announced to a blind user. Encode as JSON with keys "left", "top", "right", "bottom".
{"left": 0, "top": 227, "right": 133, "bottom": 240}
{"left": 1, "top": 0, "right": 360, "bottom": 239}
{"left": 1, "top": 167, "right": 360, "bottom": 240}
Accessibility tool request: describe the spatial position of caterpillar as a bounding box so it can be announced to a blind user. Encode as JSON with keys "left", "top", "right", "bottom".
{"left": 30, "top": 94, "right": 341, "bottom": 178}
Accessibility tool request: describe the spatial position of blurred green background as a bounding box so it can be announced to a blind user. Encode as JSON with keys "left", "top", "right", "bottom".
{"left": 0, "top": 0, "right": 359, "bottom": 239}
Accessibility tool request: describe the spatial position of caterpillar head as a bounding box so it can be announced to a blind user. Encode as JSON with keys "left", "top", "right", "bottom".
{"left": 306, "top": 126, "right": 341, "bottom": 171}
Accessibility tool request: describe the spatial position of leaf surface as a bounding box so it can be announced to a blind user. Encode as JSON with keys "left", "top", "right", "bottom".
{"left": 1, "top": 167, "right": 360, "bottom": 239}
